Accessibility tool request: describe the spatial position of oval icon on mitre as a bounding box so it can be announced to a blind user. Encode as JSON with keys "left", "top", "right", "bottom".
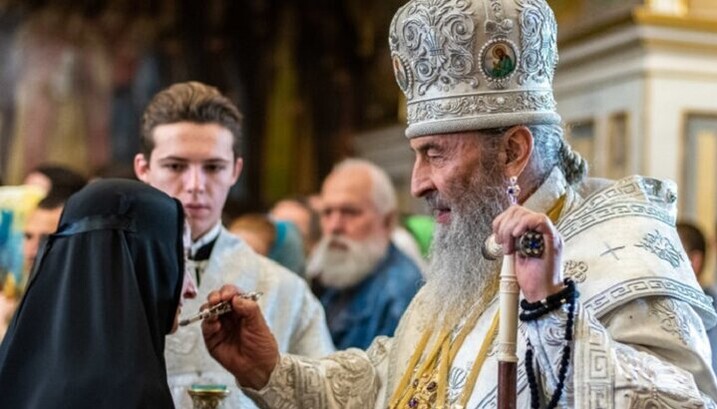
{"left": 481, "top": 40, "right": 517, "bottom": 80}
{"left": 391, "top": 53, "right": 413, "bottom": 97}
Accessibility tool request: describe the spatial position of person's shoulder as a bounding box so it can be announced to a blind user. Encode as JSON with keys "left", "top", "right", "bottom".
{"left": 375, "top": 244, "right": 424, "bottom": 294}
{"left": 574, "top": 176, "right": 613, "bottom": 197}
{"left": 387, "top": 244, "right": 424, "bottom": 277}
{"left": 575, "top": 174, "right": 678, "bottom": 211}
{"left": 578, "top": 174, "right": 675, "bottom": 195}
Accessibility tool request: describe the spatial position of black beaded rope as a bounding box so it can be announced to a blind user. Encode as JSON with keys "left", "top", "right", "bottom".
{"left": 523, "top": 278, "right": 578, "bottom": 409}
{"left": 524, "top": 345, "right": 540, "bottom": 406}
{"left": 519, "top": 278, "right": 578, "bottom": 322}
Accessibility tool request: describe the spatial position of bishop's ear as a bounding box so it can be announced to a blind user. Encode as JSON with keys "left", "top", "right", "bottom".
{"left": 502, "top": 126, "right": 533, "bottom": 178}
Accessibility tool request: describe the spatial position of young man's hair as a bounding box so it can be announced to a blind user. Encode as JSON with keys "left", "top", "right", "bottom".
{"left": 140, "top": 81, "right": 243, "bottom": 158}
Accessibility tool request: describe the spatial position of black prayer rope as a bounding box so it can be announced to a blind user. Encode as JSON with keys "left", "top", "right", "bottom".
{"left": 521, "top": 278, "right": 579, "bottom": 409}
{"left": 519, "top": 278, "right": 578, "bottom": 321}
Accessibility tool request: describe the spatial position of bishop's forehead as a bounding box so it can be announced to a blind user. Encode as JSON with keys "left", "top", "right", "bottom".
{"left": 389, "top": 0, "right": 561, "bottom": 139}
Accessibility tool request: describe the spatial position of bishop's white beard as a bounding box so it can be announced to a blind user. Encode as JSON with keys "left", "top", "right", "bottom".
{"left": 424, "top": 174, "right": 509, "bottom": 324}
{"left": 306, "top": 234, "right": 388, "bottom": 290}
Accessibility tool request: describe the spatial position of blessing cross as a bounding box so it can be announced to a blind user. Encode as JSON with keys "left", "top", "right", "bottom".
{"left": 483, "top": 177, "right": 544, "bottom": 260}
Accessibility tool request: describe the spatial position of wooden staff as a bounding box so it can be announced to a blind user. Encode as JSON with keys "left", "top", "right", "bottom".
{"left": 497, "top": 252, "right": 518, "bottom": 409}
{"left": 494, "top": 176, "right": 524, "bottom": 409}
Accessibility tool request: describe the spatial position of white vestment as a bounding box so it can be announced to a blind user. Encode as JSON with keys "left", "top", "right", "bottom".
{"left": 165, "top": 227, "right": 335, "bottom": 409}
{"left": 242, "top": 169, "right": 717, "bottom": 408}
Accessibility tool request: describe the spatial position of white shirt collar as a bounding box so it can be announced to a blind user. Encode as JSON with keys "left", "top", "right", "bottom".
{"left": 189, "top": 222, "right": 222, "bottom": 258}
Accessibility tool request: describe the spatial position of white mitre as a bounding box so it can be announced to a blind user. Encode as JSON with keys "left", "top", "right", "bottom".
{"left": 389, "top": 0, "right": 562, "bottom": 138}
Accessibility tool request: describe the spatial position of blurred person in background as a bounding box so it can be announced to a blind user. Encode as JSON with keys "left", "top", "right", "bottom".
{"left": 268, "top": 220, "right": 306, "bottom": 275}
{"left": 1, "top": 164, "right": 86, "bottom": 320}
{"left": 0, "top": 192, "right": 75, "bottom": 340}
{"left": 23, "top": 194, "right": 67, "bottom": 280}
{"left": 677, "top": 221, "right": 709, "bottom": 284}
{"left": 270, "top": 196, "right": 322, "bottom": 257}
{"left": 23, "top": 163, "right": 87, "bottom": 198}
{"left": 391, "top": 225, "right": 427, "bottom": 274}
{"left": 307, "top": 158, "right": 423, "bottom": 349}
{"left": 229, "top": 213, "right": 306, "bottom": 275}
{"left": 677, "top": 220, "right": 717, "bottom": 373}
{"left": 403, "top": 214, "right": 434, "bottom": 259}
{"left": 0, "top": 185, "right": 44, "bottom": 303}
{"left": 228, "top": 213, "right": 275, "bottom": 256}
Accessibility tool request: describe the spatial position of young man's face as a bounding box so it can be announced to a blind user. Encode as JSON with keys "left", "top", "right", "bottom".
{"left": 134, "top": 122, "right": 242, "bottom": 240}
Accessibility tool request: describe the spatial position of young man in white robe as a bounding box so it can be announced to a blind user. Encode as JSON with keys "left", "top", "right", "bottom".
{"left": 134, "top": 81, "right": 335, "bottom": 409}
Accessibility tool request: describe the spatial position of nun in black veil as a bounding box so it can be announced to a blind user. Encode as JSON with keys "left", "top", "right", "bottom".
{"left": 0, "top": 179, "right": 196, "bottom": 408}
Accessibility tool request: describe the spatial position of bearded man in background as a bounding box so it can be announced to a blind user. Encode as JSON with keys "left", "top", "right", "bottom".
{"left": 307, "top": 158, "right": 423, "bottom": 350}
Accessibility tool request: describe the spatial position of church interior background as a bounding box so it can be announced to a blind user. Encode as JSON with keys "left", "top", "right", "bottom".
{"left": 0, "top": 0, "right": 716, "bottom": 278}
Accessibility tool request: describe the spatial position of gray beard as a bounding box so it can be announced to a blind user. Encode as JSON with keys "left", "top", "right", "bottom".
{"left": 424, "top": 176, "right": 508, "bottom": 323}
{"left": 306, "top": 235, "right": 388, "bottom": 290}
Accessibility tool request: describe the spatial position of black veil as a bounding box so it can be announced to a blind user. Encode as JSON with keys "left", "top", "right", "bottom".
{"left": 0, "top": 179, "right": 185, "bottom": 408}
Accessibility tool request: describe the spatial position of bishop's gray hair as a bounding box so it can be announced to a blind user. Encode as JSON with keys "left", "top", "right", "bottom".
{"left": 528, "top": 124, "right": 588, "bottom": 186}
{"left": 473, "top": 123, "right": 588, "bottom": 189}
